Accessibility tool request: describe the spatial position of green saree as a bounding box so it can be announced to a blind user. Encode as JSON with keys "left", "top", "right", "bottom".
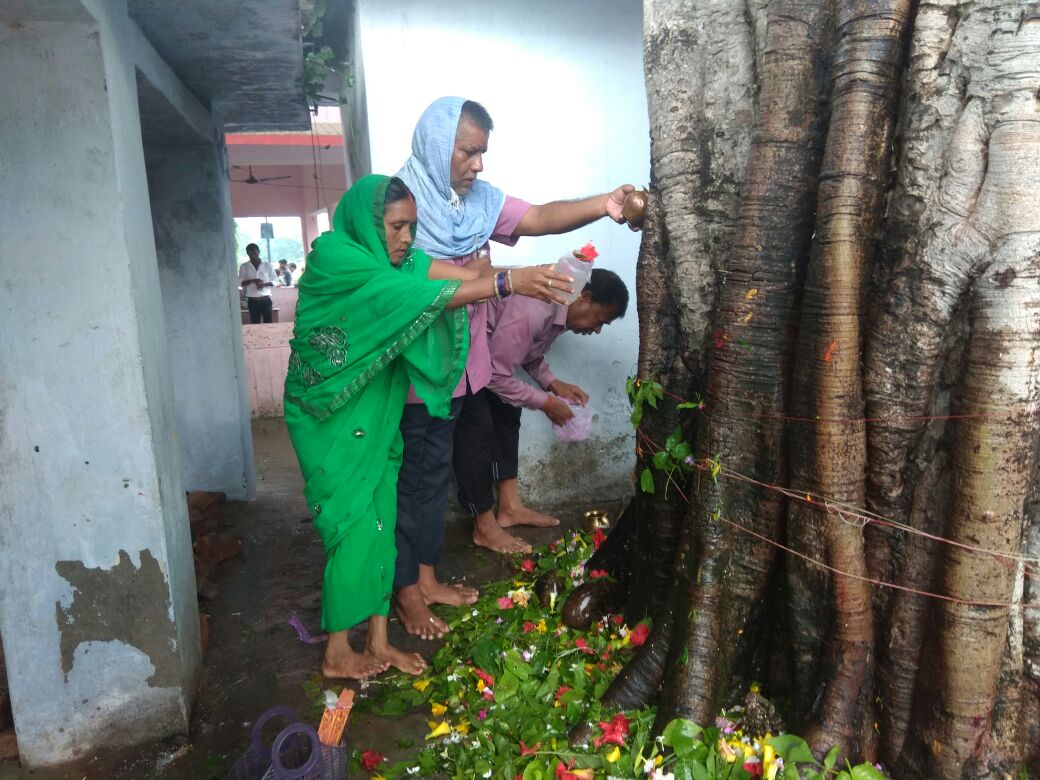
{"left": 284, "top": 175, "right": 468, "bottom": 632}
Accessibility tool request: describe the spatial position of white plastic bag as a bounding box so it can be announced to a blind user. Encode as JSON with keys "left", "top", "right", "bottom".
{"left": 552, "top": 402, "right": 592, "bottom": 442}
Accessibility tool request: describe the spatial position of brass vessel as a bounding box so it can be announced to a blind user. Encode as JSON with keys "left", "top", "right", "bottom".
{"left": 583, "top": 509, "right": 611, "bottom": 532}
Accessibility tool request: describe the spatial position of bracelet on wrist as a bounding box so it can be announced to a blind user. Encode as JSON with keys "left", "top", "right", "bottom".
{"left": 506, "top": 269, "right": 514, "bottom": 295}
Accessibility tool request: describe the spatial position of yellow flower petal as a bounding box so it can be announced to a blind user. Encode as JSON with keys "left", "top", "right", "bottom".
{"left": 537, "top": 620, "right": 547, "bottom": 633}
{"left": 606, "top": 746, "right": 621, "bottom": 763}
{"left": 476, "top": 679, "right": 485, "bottom": 692}
{"left": 425, "top": 721, "right": 451, "bottom": 740}
{"left": 455, "top": 720, "right": 470, "bottom": 735}
{"left": 412, "top": 679, "right": 431, "bottom": 692}
{"left": 430, "top": 702, "right": 447, "bottom": 716}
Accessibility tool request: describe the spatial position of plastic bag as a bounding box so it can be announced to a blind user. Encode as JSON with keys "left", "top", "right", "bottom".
{"left": 552, "top": 402, "right": 592, "bottom": 442}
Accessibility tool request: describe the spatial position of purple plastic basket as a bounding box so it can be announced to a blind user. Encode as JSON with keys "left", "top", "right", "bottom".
{"left": 268, "top": 723, "right": 349, "bottom": 780}
{"left": 227, "top": 706, "right": 301, "bottom": 780}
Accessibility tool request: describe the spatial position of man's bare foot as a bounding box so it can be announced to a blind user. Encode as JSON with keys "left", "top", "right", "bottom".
{"left": 395, "top": 584, "right": 448, "bottom": 640}
{"left": 371, "top": 644, "right": 427, "bottom": 675}
{"left": 321, "top": 647, "right": 388, "bottom": 680}
{"left": 420, "top": 580, "right": 480, "bottom": 606}
{"left": 473, "top": 513, "right": 532, "bottom": 554}
{"left": 498, "top": 504, "right": 560, "bottom": 529}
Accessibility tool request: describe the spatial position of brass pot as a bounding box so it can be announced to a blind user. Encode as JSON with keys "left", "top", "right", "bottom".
{"left": 582, "top": 509, "right": 610, "bottom": 532}
{"left": 621, "top": 189, "right": 648, "bottom": 229}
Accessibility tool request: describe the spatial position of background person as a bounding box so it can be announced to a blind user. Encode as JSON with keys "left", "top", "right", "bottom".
{"left": 392, "top": 95, "right": 640, "bottom": 640}
{"left": 238, "top": 243, "right": 277, "bottom": 323}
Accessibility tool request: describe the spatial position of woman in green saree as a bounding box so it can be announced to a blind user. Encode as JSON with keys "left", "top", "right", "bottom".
{"left": 285, "top": 174, "right": 571, "bottom": 677}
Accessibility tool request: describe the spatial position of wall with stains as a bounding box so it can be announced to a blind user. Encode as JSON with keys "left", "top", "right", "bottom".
{"left": 146, "top": 143, "right": 257, "bottom": 500}
{"left": 356, "top": 0, "right": 649, "bottom": 505}
{"left": 0, "top": 3, "right": 208, "bottom": 766}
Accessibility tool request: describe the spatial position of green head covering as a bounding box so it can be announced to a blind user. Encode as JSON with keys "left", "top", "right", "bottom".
{"left": 285, "top": 174, "right": 468, "bottom": 419}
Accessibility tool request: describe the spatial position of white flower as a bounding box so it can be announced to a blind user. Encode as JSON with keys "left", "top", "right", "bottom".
{"left": 406, "top": 767, "right": 420, "bottom": 775}
{"left": 483, "top": 771, "right": 493, "bottom": 779}
{"left": 651, "top": 771, "right": 674, "bottom": 780}
{"left": 522, "top": 649, "right": 533, "bottom": 661}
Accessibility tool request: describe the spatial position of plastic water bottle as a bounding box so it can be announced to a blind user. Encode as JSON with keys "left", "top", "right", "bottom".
{"left": 552, "top": 251, "right": 592, "bottom": 305}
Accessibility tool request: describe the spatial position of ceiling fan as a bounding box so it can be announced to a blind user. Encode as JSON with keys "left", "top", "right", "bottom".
{"left": 231, "top": 165, "right": 292, "bottom": 184}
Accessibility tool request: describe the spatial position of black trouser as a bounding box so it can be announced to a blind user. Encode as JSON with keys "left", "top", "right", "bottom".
{"left": 393, "top": 396, "right": 464, "bottom": 589}
{"left": 247, "top": 296, "right": 273, "bottom": 324}
{"left": 453, "top": 388, "right": 522, "bottom": 515}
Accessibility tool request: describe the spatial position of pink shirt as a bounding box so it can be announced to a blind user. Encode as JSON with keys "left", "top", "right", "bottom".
{"left": 407, "top": 196, "right": 531, "bottom": 404}
{"left": 486, "top": 296, "right": 568, "bottom": 410}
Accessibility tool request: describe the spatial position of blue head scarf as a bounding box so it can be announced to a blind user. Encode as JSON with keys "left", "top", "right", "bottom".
{"left": 395, "top": 97, "right": 507, "bottom": 259}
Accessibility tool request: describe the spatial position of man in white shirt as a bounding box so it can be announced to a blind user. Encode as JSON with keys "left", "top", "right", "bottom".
{"left": 238, "top": 243, "right": 277, "bottom": 323}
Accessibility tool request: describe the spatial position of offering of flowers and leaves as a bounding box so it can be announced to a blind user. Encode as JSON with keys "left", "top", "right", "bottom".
{"left": 309, "top": 530, "right": 888, "bottom": 780}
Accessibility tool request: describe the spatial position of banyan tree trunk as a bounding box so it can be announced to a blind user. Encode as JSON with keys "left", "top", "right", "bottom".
{"left": 599, "top": 0, "right": 1040, "bottom": 774}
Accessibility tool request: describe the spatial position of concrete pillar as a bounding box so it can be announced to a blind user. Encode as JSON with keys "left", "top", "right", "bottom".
{"left": 0, "top": 15, "right": 200, "bottom": 767}
{"left": 145, "top": 141, "right": 257, "bottom": 500}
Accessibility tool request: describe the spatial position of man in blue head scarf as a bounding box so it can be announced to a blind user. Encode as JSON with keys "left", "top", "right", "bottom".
{"left": 393, "top": 96, "right": 639, "bottom": 640}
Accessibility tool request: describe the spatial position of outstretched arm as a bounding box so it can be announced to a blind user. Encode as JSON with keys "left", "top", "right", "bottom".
{"left": 513, "top": 185, "right": 637, "bottom": 236}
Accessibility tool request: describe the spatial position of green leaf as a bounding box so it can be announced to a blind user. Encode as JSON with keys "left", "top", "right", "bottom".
{"left": 496, "top": 670, "right": 520, "bottom": 702}
{"left": 631, "top": 406, "right": 644, "bottom": 427}
{"left": 535, "top": 668, "right": 559, "bottom": 701}
{"left": 652, "top": 450, "right": 672, "bottom": 470}
{"left": 673, "top": 441, "right": 692, "bottom": 463}
{"left": 850, "top": 764, "right": 888, "bottom": 780}
{"left": 767, "top": 734, "right": 816, "bottom": 765}
{"left": 471, "top": 638, "right": 499, "bottom": 673}
{"left": 665, "top": 427, "right": 682, "bottom": 452}
{"left": 504, "top": 651, "right": 531, "bottom": 680}
{"left": 824, "top": 744, "right": 841, "bottom": 771}
{"left": 640, "top": 468, "right": 655, "bottom": 494}
{"left": 676, "top": 401, "right": 700, "bottom": 410}
{"left": 661, "top": 718, "right": 703, "bottom": 758}
{"left": 522, "top": 761, "right": 548, "bottom": 780}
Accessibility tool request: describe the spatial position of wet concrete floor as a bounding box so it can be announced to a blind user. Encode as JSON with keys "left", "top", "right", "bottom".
{"left": 1, "top": 418, "right": 624, "bottom": 779}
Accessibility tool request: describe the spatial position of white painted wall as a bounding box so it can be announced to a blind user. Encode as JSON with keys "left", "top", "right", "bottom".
{"left": 0, "top": 3, "right": 210, "bottom": 764}
{"left": 358, "top": 0, "right": 648, "bottom": 502}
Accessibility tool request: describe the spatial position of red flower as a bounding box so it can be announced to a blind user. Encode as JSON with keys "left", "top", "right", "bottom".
{"left": 555, "top": 759, "right": 592, "bottom": 779}
{"left": 555, "top": 685, "right": 572, "bottom": 700}
{"left": 521, "top": 558, "right": 535, "bottom": 572}
{"left": 575, "top": 637, "right": 595, "bottom": 654}
{"left": 593, "top": 713, "right": 630, "bottom": 747}
{"left": 593, "top": 528, "right": 606, "bottom": 550}
{"left": 744, "top": 760, "right": 764, "bottom": 776}
{"left": 523, "top": 621, "right": 538, "bottom": 633}
{"left": 630, "top": 622, "right": 650, "bottom": 647}
{"left": 497, "top": 596, "right": 514, "bottom": 609}
{"left": 589, "top": 569, "right": 608, "bottom": 579}
{"left": 474, "top": 668, "right": 495, "bottom": 687}
{"left": 360, "top": 750, "right": 385, "bottom": 771}
{"left": 610, "top": 615, "right": 625, "bottom": 625}
{"left": 576, "top": 242, "right": 599, "bottom": 262}
{"left": 520, "top": 740, "right": 542, "bottom": 756}
{"left": 482, "top": 689, "right": 495, "bottom": 701}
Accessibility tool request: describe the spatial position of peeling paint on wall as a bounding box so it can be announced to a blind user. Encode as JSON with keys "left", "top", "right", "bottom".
{"left": 54, "top": 549, "right": 178, "bottom": 687}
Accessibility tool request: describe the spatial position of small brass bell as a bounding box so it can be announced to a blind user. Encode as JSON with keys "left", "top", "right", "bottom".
{"left": 583, "top": 509, "right": 611, "bottom": 532}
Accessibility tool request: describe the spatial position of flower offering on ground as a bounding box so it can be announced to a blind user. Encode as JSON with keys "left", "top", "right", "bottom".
{"left": 321, "top": 530, "right": 888, "bottom": 780}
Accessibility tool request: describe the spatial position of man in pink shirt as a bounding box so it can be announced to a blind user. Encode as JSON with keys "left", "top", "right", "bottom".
{"left": 393, "top": 96, "right": 639, "bottom": 640}
{"left": 453, "top": 269, "right": 629, "bottom": 543}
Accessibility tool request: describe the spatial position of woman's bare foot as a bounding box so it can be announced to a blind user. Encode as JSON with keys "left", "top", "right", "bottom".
{"left": 418, "top": 565, "right": 479, "bottom": 606}
{"left": 497, "top": 504, "right": 560, "bottom": 529}
{"left": 321, "top": 633, "right": 388, "bottom": 680}
{"left": 370, "top": 643, "right": 427, "bottom": 675}
{"left": 395, "top": 584, "right": 448, "bottom": 640}
{"left": 473, "top": 512, "right": 532, "bottom": 554}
